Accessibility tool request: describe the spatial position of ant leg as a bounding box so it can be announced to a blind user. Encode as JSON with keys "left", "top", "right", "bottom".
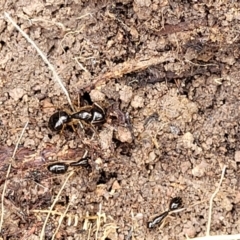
{"left": 93, "top": 102, "right": 105, "bottom": 114}
{"left": 69, "top": 120, "right": 84, "bottom": 138}
{"left": 158, "top": 217, "right": 167, "bottom": 230}
{"left": 69, "top": 122, "right": 77, "bottom": 132}
{"left": 59, "top": 124, "right": 66, "bottom": 136}
{"left": 89, "top": 123, "right": 99, "bottom": 139}
{"left": 78, "top": 120, "right": 98, "bottom": 137}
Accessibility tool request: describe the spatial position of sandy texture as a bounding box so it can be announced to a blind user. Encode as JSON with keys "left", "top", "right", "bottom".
{"left": 0, "top": 1, "right": 240, "bottom": 239}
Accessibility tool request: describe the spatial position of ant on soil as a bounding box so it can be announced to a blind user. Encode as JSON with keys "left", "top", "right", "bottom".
{"left": 48, "top": 93, "right": 105, "bottom": 134}
{"left": 47, "top": 157, "right": 90, "bottom": 174}
{"left": 47, "top": 148, "right": 90, "bottom": 174}
{"left": 147, "top": 197, "right": 183, "bottom": 229}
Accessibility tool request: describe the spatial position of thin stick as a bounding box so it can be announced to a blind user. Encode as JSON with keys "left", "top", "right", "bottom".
{"left": 83, "top": 54, "right": 176, "bottom": 89}
{"left": 74, "top": 57, "right": 88, "bottom": 72}
{"left": 186, "top": 165, "right": 237, "bottom": 240}
{"left": 12, "top": 122, "right": 29, "bottom": 158}
{"left": 185, "top": 59, "right": 218, "bottom": 67}
{"left": 95, "top": 203, "right": 106, "bottom": 240}
{"left": 0, "top": 121, "right": 29, "bottom": 232}
{"left": 40, "top": 171, "right": 74, "bottom": 240}
{"left": 51, "top": 202, "right": 71, "bottom": 240}
{"left": 95, "top": 203, "right": 102, "bottom": 240}
{"left": 206, "top": 165, "right": 226, "bottom": 236}
{"left": 87, "top": 222, "right": 92, "bottom": 240}
{"left": 4, "top": 12, "right": 74, "bottom": 111}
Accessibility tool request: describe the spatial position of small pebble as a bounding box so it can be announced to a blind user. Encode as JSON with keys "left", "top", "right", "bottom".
{"left": 119, "top": 86, "right": 133, "bottom": 104}
{"left": 90, "top": 89, "right": 105, "bottom": 102}
{"left": 116, "top": 126, "right": 132, "bottom": 143}
{"left": 131, "top": 95, "right": 144, "bottom": 108}
{"left": 234, "top": 151, "right": 240, "bottom": 162}
{"left": 9, "top": 88, "right": 26, "bottom": 101}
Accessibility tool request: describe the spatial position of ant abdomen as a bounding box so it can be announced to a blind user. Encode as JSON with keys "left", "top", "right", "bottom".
{"left": 48, "top": 111, "right": 71, "bottom": 131}
{"left": 47, "top": 162, "right": 69, "bottom": 174}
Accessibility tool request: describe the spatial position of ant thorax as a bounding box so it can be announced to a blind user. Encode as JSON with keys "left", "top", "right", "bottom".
{"left": 71, "top": 110, "right": 92, "bottom": 121}
{"left": 55, "top": 115, "right": 69, "bottom": 128}
{"left": 92, "top": 110, "right": 104, "bottom": 122}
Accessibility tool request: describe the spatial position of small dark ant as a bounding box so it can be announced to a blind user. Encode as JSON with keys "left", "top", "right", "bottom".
{"left": 47, "top": 162, "right": 69, "bottom": 174}
{"left": 147, "top": 197, "right": 183, "bottom": 229}
{"left": 48, "top": 103, "right": 105, "bottom": 133}
{"left": 47, "top": 149, "right": 90, "bottom": 174}
{"left": 147, "top": 211, "right": 169, "bottom": 229}
{"left": 47, "top": 158, "right": 90, "bottom": 174}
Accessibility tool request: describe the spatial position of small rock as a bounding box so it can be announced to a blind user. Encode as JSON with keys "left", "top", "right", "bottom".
{"left": 134, "top": 0, "right": 151, "bottom": 7}
{"left": 96, "top": 185, "right": 107, "bottom": 197}
{"left": 221, "top": 55, "right": 236, "bottom": 65}
{"left": 235, "top": 191, "right": 240, "bottom": 204}
{"left": 184, "top": 48, "right": 198, "bottom": 61}
{"left": 0, "top": 19, "right": 6, "bottom": 34}
{"left": 24, "top": 138, "right": 35, "bottom": 147}
{"left": 87, "top": 182, "right": 97, "bottom": 192}
{"left": 222, "top": 197, "right": 233, "bottom": 212}
{"left": 112, "top": 180, "right": 121, "bottom": 190}
{"left": 130, "top": 26, "right": 139, "bottom": 40}
{"left": 116, "top": 126, "right": 132, "bottom": 143}
{"left": 95, "top": 157, "right": 103, "bottom": 165}
{"left": 9, "top": 88, "right": 26, "bottom": 101}
{"left": 146, "top": 151, "right": 156, "bottom": 163}
{"left": 192, "top": 161, "right": 208, "bottom": 177}
{"left": 193, "top": 145, "right": 202, "bottom": 155}
{"left": 234, "top": 151, "right": 240, "bottom": 162}
{"left": 170, "top": 125, "right": 180, "bottom": 135}
{"left": 119, "top": 86, "right": 133, "bottom": 104}
{"left": 134, "top": 213, "right": 143, "bottom": 220}
{"left": 90, "top": 89, "right": 105, "bottom": 102}
{"left": 182, "top": 132, "right": 194, "bottom": 148}
{"left": 131, "top": 95, "right": 144, "bottom": 108}
{"left": 183, "top": 222, "right": 197, "bottom": 238}
{"left": 42, "top": 99, "right": 55, "bottom": 113}
{"left": 180, "top": 161, "right": 191, "bottom": 173}
{"left": 22, "top": 1, "right": 44, "bottom": 15}
{"left": 99, "top": 127, "right": 113, "bottom": 150}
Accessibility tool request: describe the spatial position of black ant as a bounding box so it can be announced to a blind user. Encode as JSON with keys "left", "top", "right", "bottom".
{"left": 147, "top": 197, "right": 183, "bottom": 229}
{"left": 47, "top": 162, "right": 69, "bottom": 174}
{"left": 47, "top": 157, "right": 90, "bottom": 174}
{"left": 48, "top": 103, "right": 105, "bottom": 133}
{"left": 48, "top": 111, "right": 71, "bottom": 132}
{"left": 47, "top": 148, "right": 91, "bottom": 174}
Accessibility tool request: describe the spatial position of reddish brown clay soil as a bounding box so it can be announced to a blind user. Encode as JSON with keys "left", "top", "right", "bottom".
{"left": 0, "top": 1, "right": 240, "bottom": 240}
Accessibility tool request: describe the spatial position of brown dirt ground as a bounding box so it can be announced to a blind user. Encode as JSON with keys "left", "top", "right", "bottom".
{"left": 0, "top": 0, "right": 240, "bottom": 239}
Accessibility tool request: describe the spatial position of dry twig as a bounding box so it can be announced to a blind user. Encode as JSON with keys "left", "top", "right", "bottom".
{"left": 4, "top": 12, "right": 74, "bottom": 111}
{"left": 186, "top": 165, "right": 240, "bottom": 240}
{"left": 40, "top": 171, "right": 74, "bottom": 240}
{"left": 95, "top": 203, "right": 106, "bottom": 240}
{"left": 83, "top": 53, "right": 177, "bottom": 90}
{"left": 0, "top": 121, "right": 29, "bottom": 232}
{"left": 206, "top": 165, "right": 226, "bottom": 236}
{"left": 51, "top": 202, "right": 71, "bottom": 240}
